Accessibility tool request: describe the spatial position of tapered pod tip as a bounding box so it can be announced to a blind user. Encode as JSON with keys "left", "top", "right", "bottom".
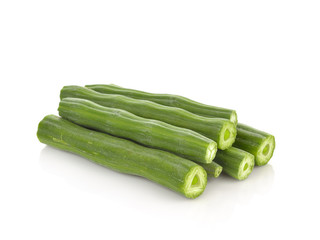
{"left": 183, "top": 166, "right": 207, "bottom": 199}
{"left": 256, "top": 135, "right": 276, "bottom": 166}
{"left": 218, "top": 121, "right": 237, "bottom": 150}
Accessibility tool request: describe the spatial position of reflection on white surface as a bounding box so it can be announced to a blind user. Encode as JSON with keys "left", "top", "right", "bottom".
{"left": 198, "top": 164, "right": 275, "bottom": 221}
{"left": 39, "top": 145, "right": 275, "bottom": 223}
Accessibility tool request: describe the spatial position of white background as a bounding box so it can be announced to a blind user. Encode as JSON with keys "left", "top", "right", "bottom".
{"left": 1, "top": 1, "right": 319, "bottom": 239}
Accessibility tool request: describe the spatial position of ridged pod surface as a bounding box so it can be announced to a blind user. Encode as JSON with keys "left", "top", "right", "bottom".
{"left": 86, "top": 84, "right": 237, "bottom": 124}
{"left": 60, "top": 86, "right": 236, "bottom": 150}
{"left": 233, "top": 123, "right": 275, "bottom": 166}
{"left": 214, "top": 147, "right": 255, "bottom": 180}
{"left": 37, "top": 115, "right": 207, "bottom": 199}
{"left": 58, "top": 98, "right": 217, "bottom": 163}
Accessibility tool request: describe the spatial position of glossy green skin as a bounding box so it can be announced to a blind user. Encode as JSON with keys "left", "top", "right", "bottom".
{"left": 199, "top": 162, "right": 223, "bottom": 178}
{"left": 233, "top": 123, "right": 275, "bottom": 166}
{"left": 214, "top": 147, "right": 255, "bottom": 180}
{"left": 37, "top": 115, "right": 207, "bottom": 199}
{"left": 58, "top": 98, "right": 216, "bottom": 163}
{"left": 60, "top": 86, "right": 236, "bottom": 150}
{"left": 86, "top": 84, "right": 237, "bottom": 123}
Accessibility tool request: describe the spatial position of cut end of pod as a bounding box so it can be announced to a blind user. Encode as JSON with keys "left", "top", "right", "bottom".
{"left": 214, "top": 147, "right": 255, "bottom": 180}
{"left": 205, "top": 141, "right": 218, "bottom": 163}
{"left": 230, "top": 110, "right": 238, "bottom": 124}
{"left": 255, "top": 135, "right": 275, "bottom": 166}
{"left": 237, "top": 153, "right": 255, "bottom": 180}
{"left": 183, "top": 166, "right": 207, "bottom": 199}
{"left": 218, "top": 121, "right": 237, "bottom": 150}
{"left": 199, "top": 161, "right": 223, "bottom": 178}
{"left": 213, "top": 164, "right": 223, "bottom": 178}
{"left": 211, "top": 163, "right": 223, "bottom": 178}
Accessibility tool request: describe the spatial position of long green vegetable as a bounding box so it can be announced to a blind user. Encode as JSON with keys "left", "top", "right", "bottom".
{"left": 86, "top": 84, "right": 238, "bottom": 124}
{"left": 37, "top": 115, "right": 207, "bottom": 199}
{"left": 214, "top": 147, "right": 255, "bottom": 180}
{"left": 199, "top": 162, "right": 223, "bottom": 178}
{"left": 60, "top": 86, "right": 236, "bottom": 150}
{"left": 233, "top": 123, "right": 275, "bottom": 166}
{"left": 58, "top": 98, "right": 217, "bottom": 163}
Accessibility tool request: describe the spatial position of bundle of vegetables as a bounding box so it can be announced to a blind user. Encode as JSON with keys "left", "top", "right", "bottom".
{"left": 37, "top": 84, "right": 275, "bottom": 199}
